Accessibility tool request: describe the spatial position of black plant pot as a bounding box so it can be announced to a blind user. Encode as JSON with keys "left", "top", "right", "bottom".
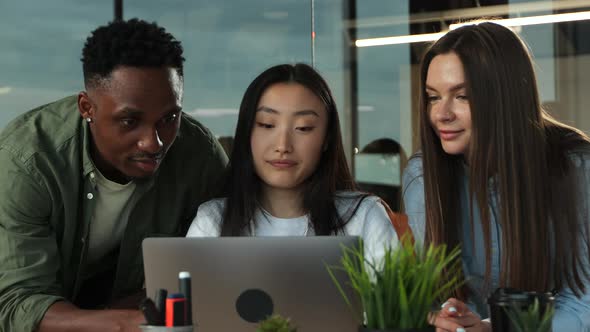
{"left": 488, "top": 288, "right": 554, "bottom": 332}
{"left": 359, "top": 326, "right": 434, "bottom": 332}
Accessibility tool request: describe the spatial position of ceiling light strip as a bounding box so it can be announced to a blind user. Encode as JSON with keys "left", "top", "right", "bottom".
{"left": 356, "top": 10, "right": 590, "bottom": 47}
{"left": 355, "top": 32, "right": 444, "bottom": 47}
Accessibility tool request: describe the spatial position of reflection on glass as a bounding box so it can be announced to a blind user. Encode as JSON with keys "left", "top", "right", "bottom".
{"left": 0, "top": 1, "right": 112, "bottom": 128}
{"left": 2, "top": 0, "right": 589, "bottom": 190}
{"left": 126, "top": 0, "right": 314, "bottom": 138}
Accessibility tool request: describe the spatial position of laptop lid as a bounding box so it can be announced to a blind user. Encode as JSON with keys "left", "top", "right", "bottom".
{"left": 142, "top": 236, "right": 362, "bottom": 332}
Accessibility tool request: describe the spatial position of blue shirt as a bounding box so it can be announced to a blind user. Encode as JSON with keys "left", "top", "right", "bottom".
{"left": 402, "top": 153, "right": 590, "bottom": 331}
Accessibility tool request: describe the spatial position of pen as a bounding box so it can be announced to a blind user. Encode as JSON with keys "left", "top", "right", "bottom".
{"left": 179, "top": 271, "right": 192, "bottom": 325}
{"left": 139, "top": 297, "right": 163, "bottom": 326}
{"left": 154, "top": 288, "right": 168, "bottom": 325}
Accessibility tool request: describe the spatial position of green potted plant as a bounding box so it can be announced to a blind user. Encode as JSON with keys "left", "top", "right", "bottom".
{"left": 256, "top": 314, "right": 297, "bottom": 332}
{"left": 327, "top": 236, "right": 462, "bottom": 332}
{"left": 503, "top": 298, "right": 555, "bottom": 332}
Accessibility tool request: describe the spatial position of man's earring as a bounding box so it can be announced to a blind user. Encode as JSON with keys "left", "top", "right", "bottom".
{"left": 86, "top": 118, "right": 93, "bottom": 123}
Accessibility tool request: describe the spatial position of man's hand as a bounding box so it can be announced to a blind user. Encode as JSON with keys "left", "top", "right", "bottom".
{"left": 38, "top": 301, "right": 145, "bottom": 332}
{"left": 430, "top": 298, "right": 492, "bottom": 332}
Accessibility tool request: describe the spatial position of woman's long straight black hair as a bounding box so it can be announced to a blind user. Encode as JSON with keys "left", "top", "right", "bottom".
{"left": 220, "top": 63, "right": 362, "bottom": 236}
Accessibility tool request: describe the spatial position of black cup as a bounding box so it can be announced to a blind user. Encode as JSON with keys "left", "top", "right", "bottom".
{"left": 488, "top": 288, "right": 554, "bottom": 332}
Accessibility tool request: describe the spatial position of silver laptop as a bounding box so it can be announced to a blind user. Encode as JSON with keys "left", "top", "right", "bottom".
{"left": 142, "top": 236, "right": 362, "bottom": 332}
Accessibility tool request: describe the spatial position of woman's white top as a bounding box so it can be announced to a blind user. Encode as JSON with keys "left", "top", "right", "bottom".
{"left": 187, "top": 191, "right": 399, "bottom": 265}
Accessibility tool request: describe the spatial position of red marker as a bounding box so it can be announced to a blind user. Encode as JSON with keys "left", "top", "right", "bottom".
{"left": 165, "top": 293, "right": 187, "bottom": 327}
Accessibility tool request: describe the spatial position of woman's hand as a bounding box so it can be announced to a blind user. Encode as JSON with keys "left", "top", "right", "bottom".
{"left": 430, "top": 298, "right": 492, "bottom": 332}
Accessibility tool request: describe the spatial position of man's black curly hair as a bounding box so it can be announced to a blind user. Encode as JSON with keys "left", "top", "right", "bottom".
{"left": 81, "top": 18, "right": 185, "bottom": 88}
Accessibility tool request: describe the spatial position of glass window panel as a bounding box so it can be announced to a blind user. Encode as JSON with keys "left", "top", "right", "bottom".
{"left": 313, "top": 0, "right": 347, "bottom": 148}
{"left": 126, "top": 0, "right": 312, "bottom": 138}
{"left": 0, "top": 1, "right": 112, "bottom": 128}
{"left": 352, "top": 1, "right": 410, "bottom": 209}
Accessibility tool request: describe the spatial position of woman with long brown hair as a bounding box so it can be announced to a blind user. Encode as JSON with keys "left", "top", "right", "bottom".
{"left": 403, "top": 22, "right": 590, "bottom": 331}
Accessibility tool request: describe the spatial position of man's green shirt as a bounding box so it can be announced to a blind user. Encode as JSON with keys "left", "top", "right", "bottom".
{"left": 0, "top": 96, "right": 228, "bottom": 331}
